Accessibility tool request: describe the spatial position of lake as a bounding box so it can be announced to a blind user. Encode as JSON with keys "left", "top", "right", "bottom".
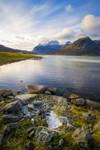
{"left": 0, "top": 55, "right": 100, "bottom": 102}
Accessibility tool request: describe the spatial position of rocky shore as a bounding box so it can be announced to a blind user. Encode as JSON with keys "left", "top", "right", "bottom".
{"left": 0, "top": 85, "right": 100, "bottom": 150}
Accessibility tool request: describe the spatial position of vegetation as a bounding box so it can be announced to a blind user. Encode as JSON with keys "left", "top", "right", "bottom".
{"left": 0, "top": 52, "right": 41, "bottom": 65}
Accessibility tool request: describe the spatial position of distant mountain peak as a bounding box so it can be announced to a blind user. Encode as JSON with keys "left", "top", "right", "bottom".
{"left": 33, "top": 40, "right": 63, "bottom": 54}
{"left": 55, "top": 37, "right": 100, "bottom": 56}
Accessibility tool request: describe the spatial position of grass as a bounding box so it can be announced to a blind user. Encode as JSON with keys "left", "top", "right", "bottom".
{"left": 0, "top": 52, "right": 42, "bottom": 65}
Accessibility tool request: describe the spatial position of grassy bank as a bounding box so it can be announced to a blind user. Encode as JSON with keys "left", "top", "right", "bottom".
{"left": 0, "top": 52, "right": 41, "bottom": 65}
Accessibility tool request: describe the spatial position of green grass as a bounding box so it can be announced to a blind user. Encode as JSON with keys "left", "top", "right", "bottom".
{"left": 0, "top": 52, "right": 41, "bottom": 65}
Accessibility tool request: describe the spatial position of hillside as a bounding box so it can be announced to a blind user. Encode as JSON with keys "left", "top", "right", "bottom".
{"left": 0, "top": 52, "right": 41, "bottom": 65}
{"left": 0, "top": 45, "right": 32, "bottom": 54}
{"left": 55, "top": 37, "right": 100, "bottom": 55}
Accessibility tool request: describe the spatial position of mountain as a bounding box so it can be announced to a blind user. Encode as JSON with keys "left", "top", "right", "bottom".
{"left": 55, "top": 37, "right": 100, "bottom": 55}
{"left": 0, "top": 45, "right": 32, "bottom": 54}
{"left": 94, "top": 40, "right": 100, "bottom": 49}
{"left": 33, "top": 40, "right": 63, "bottom": 54}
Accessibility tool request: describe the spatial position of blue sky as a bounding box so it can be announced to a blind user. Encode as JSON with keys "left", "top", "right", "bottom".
{"left": 0, "top": 0, "right": 100, "bottom": 50}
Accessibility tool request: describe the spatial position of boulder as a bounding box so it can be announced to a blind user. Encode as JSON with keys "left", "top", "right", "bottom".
{"left": 46, "top": 87, "right": 57, "bottom": 95}
{"left": 24, "top": 142, "right": 33, "bottom": 150}
{"left": 3, "top": 114, "right": 22, "bottom": 123}
{"left": 3, "top": 100, "right": 23, "bottom": 115}
{"left": 59, "top": 139, "right": 64, "bottom": 146}
{"left": 57, "top": 97, "right": 68, "bottom": 105}
{"left": 3, "top": 123, "right": 18, "bottom": 137}
{"left": 0, "top": 89, "right": 14, "bottom": 99}
{"left": 16, "top": 94, "right": 37, "bottom": 104}
{"left": 72, "top": 98, "right": 86, "bottom": 106}
{"left": 35, "top": 126, "right": 53, "bottom": 143}
{"left": 27, "top": 85, "right": 45, "bottom": 94}
{"left": 0, "top": 134, "right": 3, "bottom": 146}
{"left": 44, "top": 90, "right": 52, "bottom": 95}
{"left": 69, "top": 94, "right": 80, "bottom": 100}
{"left": 63, "top": 89, "right": 71, "bottom": 98}
{"left": 73, "top": 127, "right": 93, "bottom": 149}
{"left": 83, "top": 113, "right": 96, "bottom": 124}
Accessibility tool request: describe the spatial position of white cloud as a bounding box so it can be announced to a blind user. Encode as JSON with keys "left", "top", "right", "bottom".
{"left": 65, "top": 4, "right": 73, "bottom": 13}
{"left": 81, "top": 14, "right": 100, "bottom": 37}
{"left": 55, "top": 28, "right": 74, "bottom": 42}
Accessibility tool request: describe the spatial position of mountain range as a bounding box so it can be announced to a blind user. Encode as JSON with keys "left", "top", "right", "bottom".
{"left": 33, "top": 40, "right": 63, "bottom": 54}
{"left": 33, "top": 37, "right": 100, "bottom": 56}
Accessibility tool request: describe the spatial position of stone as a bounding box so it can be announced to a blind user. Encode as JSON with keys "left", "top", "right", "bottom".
{"left": 83, "top": 113, "right": 96, "bottom": 124}
{"left": 73, "top": 127, "right": 93, "bottom": 149}
{"left": 44, "top": 91, "right": 52, "bottom": 95}
{"left": 59, "top": 139, "right": 64, "bottom": 146}
{"left": 0, "top": 134, "right": 3, "bottom": 146}
{"left": 3, "top": 123, "right": 18, "bottom": 137}
{"left": 31, "top": 118, "right": 35, "bottom": 125}
{"left": 16, "top": 94, "right": 37, "bottom": 104}
{"left": 69, "top": 94, "right": 80, "bottom": 100}
{"left": 27, "top": 127, "right": 33, "bottom": 133}
{"left": 33, "top": 100, "right": 43, "bottom": 106}
{"left": 27, "top": 85, "right": 44, "bottom": 94}
{"left": 3, "top": 114, "right": 22, "bottom": 123}
{"left": 59, "top": 116, "right": 68, "bottom": 125}
{"left": 35, "top": 126, "right": 53, "bottom": 143}
{"left": 73, "top": 98, "right": 86, "bottom": 106}
{"left": 28, "top": 130, "right": 35, "bottom": 138}
{"left": 24, "top": 142, "right": 33, "bottom": 150}
{"left": 3, "top": 100, "right": 23, "bottom": 115}
{"left": 57, "top": 98, "right": 68, "bottom": 105}
{"left": 47, "top": 87, "right": 57, "bottom": 95}
{"left": 63, "top": 90, "right": 71, "bottom": 98}
{"left": 0, "top": 89, "right": 14, "bottom": 99}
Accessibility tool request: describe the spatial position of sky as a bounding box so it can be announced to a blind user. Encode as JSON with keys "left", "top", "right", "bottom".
{"left": 0, "top": 0, "right": 100, "bottom": 51}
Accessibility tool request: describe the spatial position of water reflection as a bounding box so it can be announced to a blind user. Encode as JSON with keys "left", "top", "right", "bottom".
{"left": 0, "top": 56, "right": 100, "bottom": 101}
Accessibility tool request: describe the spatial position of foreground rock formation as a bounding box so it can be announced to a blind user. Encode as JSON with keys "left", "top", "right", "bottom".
{"left": 0, "top": 87, "right": 100, "bottom": 150}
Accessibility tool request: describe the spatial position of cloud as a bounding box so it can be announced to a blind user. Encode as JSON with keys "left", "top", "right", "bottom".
{"left": 65, "top": 4, "right": 73, "bottom": 13}
{"left": 55, "top": 28, "right": 75, "bottom": 41}
{"left": 81, "top": 14, "right": 100, "bottom": 37}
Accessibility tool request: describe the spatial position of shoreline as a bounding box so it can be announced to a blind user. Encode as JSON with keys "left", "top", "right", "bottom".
{"left": 0, "top": 85, "right": 100, "bottom": 149}
{"left": 0, "top": 52, "right": 42, "bottom": 66}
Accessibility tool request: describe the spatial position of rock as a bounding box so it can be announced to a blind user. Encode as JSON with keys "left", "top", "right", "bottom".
{"left": 0, "top": 134, "right": 3, "bottom": 146}
{"left": 57, "top": 97, "right": 68, "bottom": 105}
{"left": 0, "top": 89, "right": 14, "bottom": 99}
{"left": 73, "top": 127, "right": 93, "bottom": 149}
{"left": 24, "top": 142, "right": 33, "bottom": 150}
{"left": 59, "top": 116, "right": 69, "bottom": 125}
{"left": 59, "top": 139, "right": 64, "bottom": 146}
{"left": 3, "top": 123, "right": 18, "bottom": 137}
{"left": 16, "top": 94, "right": 37, "bottom": 104}
{"left": 63, "top": 90, "right": 71, "bottom": 98}
{"left": 35, "top": 126, "right": 53, "bottom": 143}
{"left": 3, "top": 114, "right": 22, "bottom": 123}
{"left": 33, "top": 101, "right": 43, "bottom": 108}
{"left": 27, "top": 127, "right": 33, "bottom": 133}
{"left": 83, "top": 113, "right": 96, "bottom": 124}
{"left": 69, "top": 94, "right": 80, "bottom": 100}
{"left": 47, "top": 87, "right": 57, "bottom": 95}
{"left": 28, "top": 130, "right": 35, "bottom": 138}
{"left": 44, "top": 91, "right": 52, "bottom": 95}
{"left": 31, "top": 118, "right": 35, "bottom": 125}
{"left": 3, "top": 100, "right": 23, "bottom": 115}
{"left": 27, "top": 85, "right": 45, "bottom": 94}
{"left": 72, "top": 98, "right": 86, "bottom": 106}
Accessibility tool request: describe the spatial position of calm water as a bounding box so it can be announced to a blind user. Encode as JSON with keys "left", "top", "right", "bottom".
{"left": 0, "top": 56, "right": 100, "bottom": 101}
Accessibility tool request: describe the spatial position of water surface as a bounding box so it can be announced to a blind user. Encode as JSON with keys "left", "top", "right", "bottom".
{"left": 0, "top": 56, "right": 100, "bottom": 101}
